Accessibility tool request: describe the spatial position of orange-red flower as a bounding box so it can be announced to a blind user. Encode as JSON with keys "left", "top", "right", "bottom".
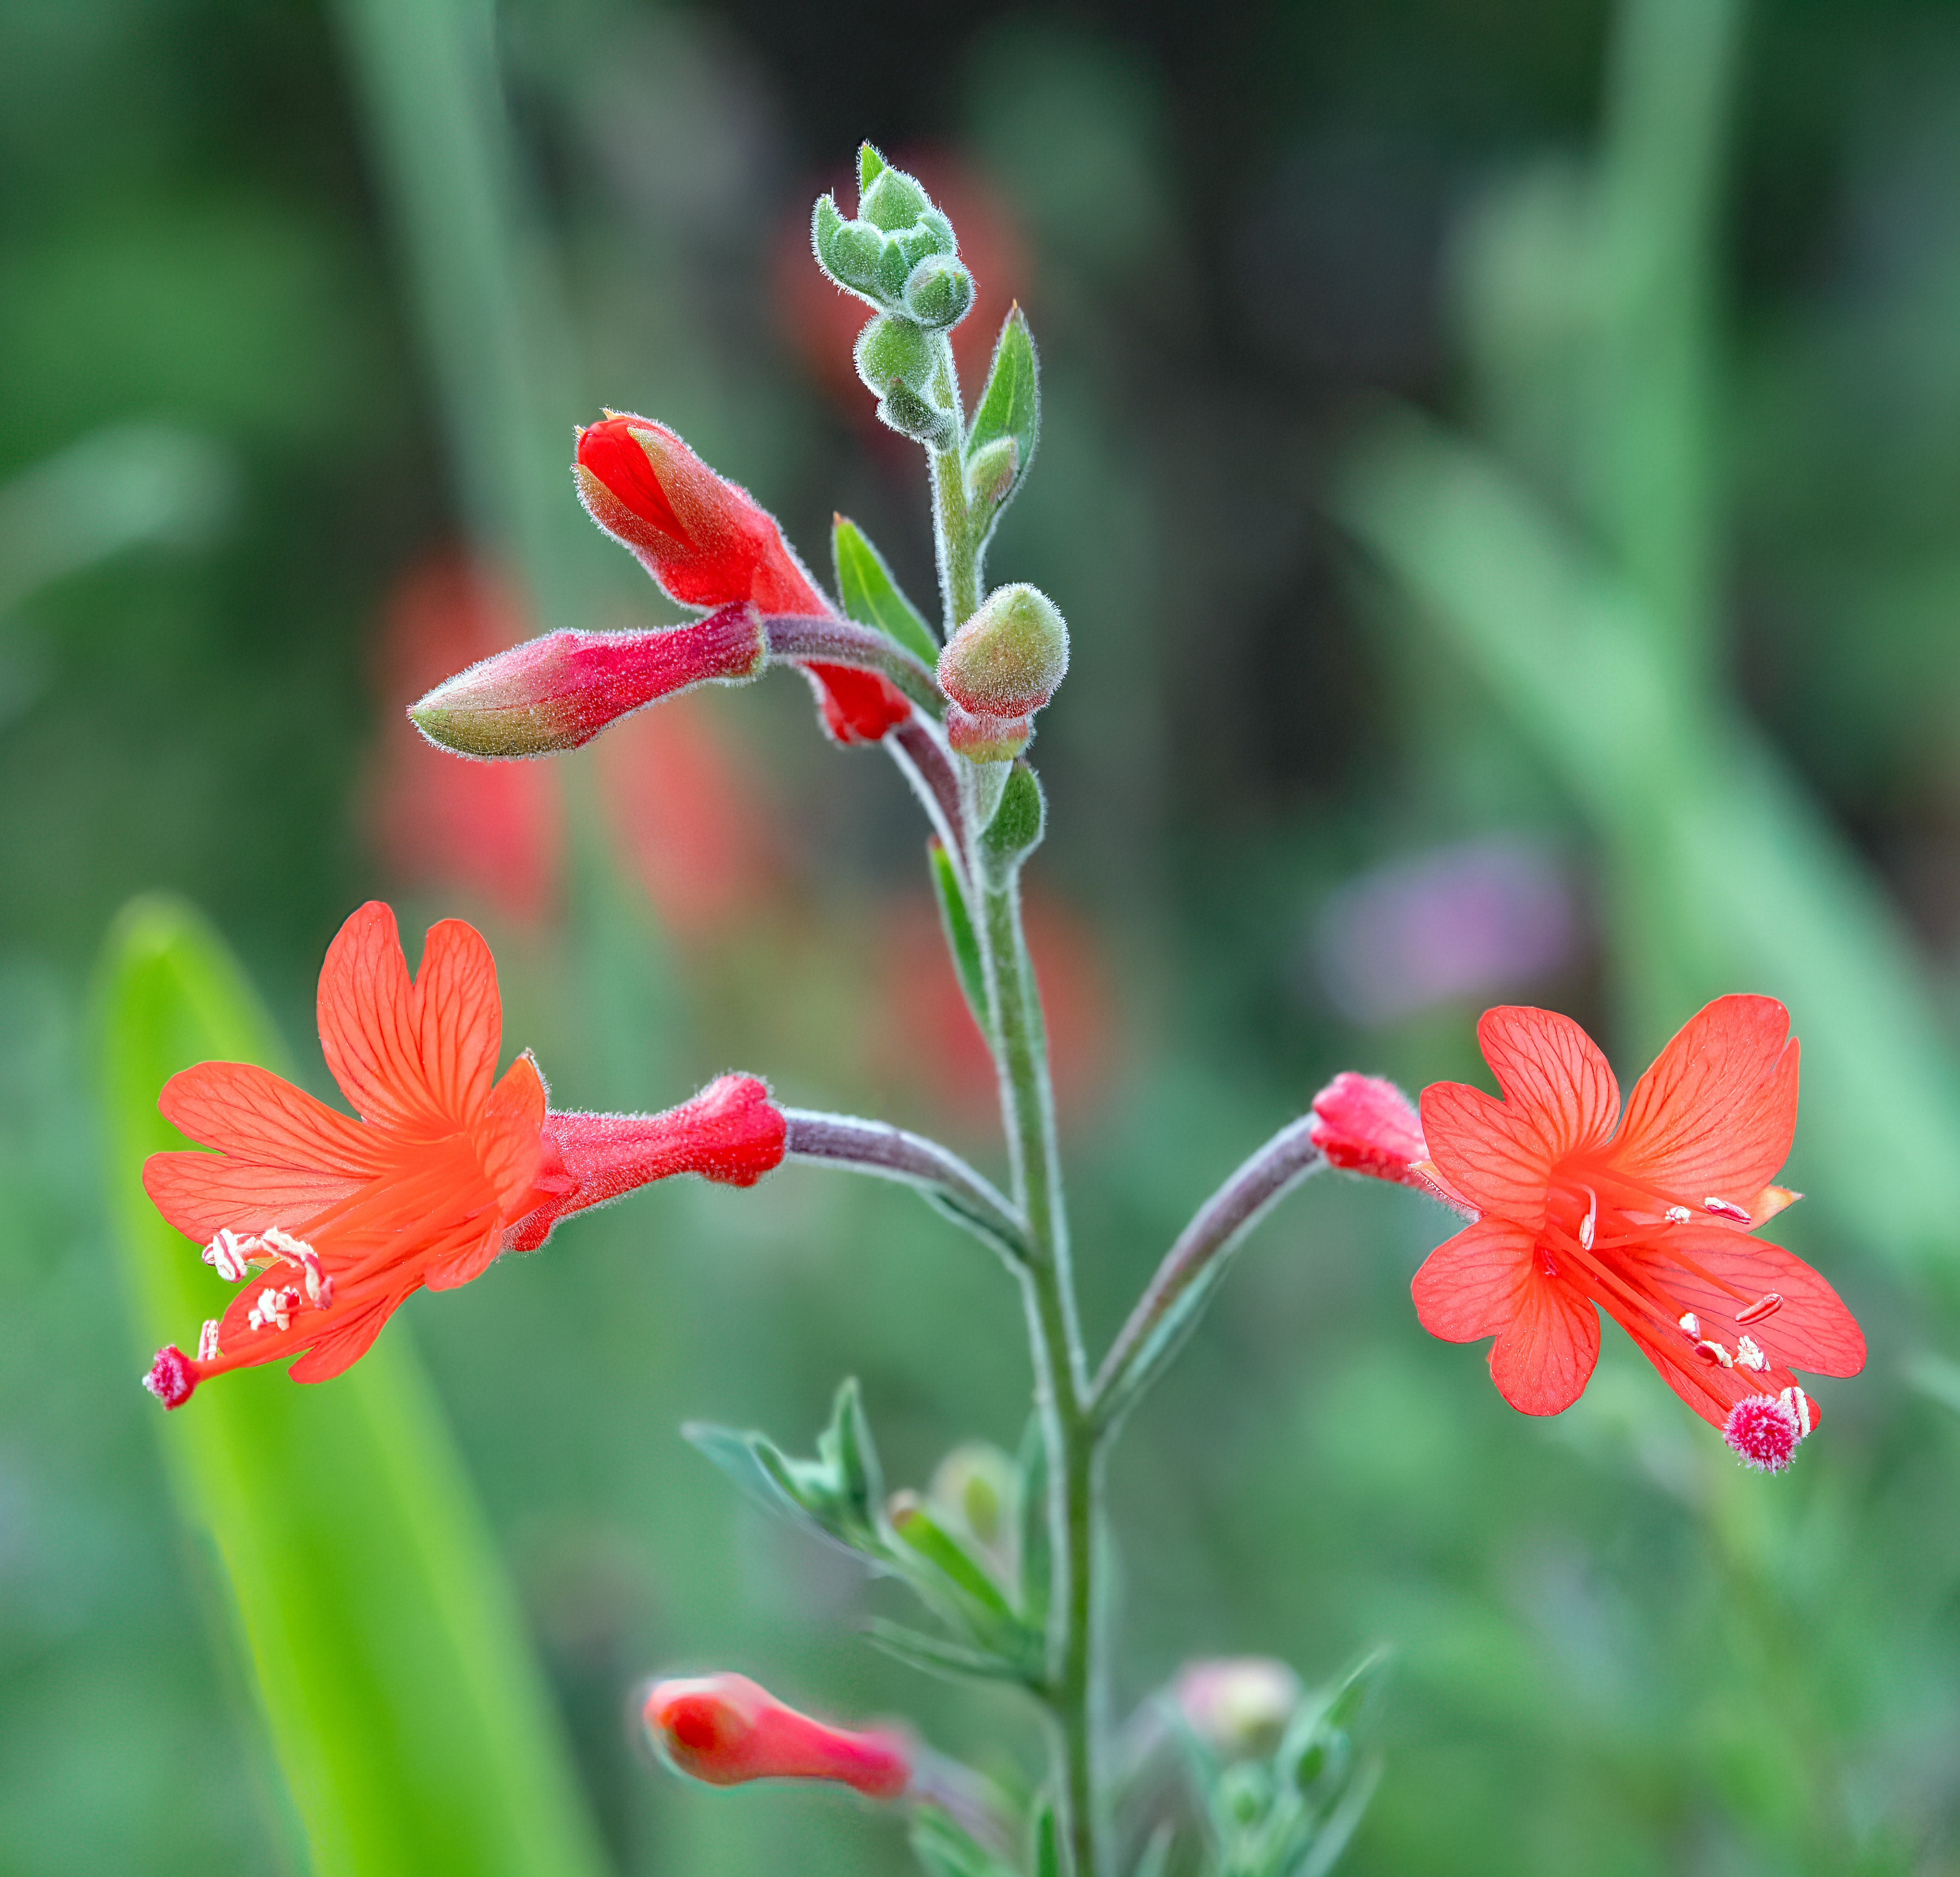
{"left": 1411, "top": 997, "right": 1864, "bottom": 1470}
{"left": 140, "top": 902, "right": 784, "bottom": 1407}
{"left": 643, "top": 1672, "right": 911, "bottom": 1799}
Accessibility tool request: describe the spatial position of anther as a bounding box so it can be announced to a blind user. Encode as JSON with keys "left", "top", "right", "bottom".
{"left": 1678, "top": 1311, "right": 1701, "bottom": 1337}
{"left": 248, "top": 1285, "right": 296, "bottom": 1333}
{"left": 203, "top": 1227, "right": 256, "bottom": 1282}
{"left": 1695, "top": 1339, "right": 1734, "bottom": 1368}
{"left": 1704, "top": 1196, "right": 1751, "bottom": 1225}
{"left": 1735, "top": 1335, "right": 1768, "bottom": 1372}
{"left": 1664, "top": 1205, "right": 1692, "bottom": 1225}
{"left": 1578, "top": 1187, "right": 1598, "bottom": 1252}
{"left": 1782, "top": 1385, "right": 1812, "bottom": 1437}
{"left": 1735, "top": 1292, "right": 1783, "bottom": 1325}
{"left": 197, "top": 1319, "right": 221, "bottom": 1362}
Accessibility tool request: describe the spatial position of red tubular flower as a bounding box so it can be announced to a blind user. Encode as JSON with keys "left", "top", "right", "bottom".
{"left": 643, "top": 1673, "right": 911, "bottom": 1799}
{"left": 409, "top": 606, "right": 769, "bottom": 758}
{"left": 1308, "top": 1072, "right": 1427, "bottom": 1184}
{"left": 574, "top": 414, "right": 912, "bottom": 744}
{"left": 138, "top": 902, "right": 785, "bottom": 1407}
{"left": 1410, "top": 997, "right": 1863, "bottom": 1468}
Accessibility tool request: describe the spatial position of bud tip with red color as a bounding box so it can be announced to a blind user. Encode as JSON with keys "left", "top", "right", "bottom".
{"left": 642, "top": 1672, "right": 911, "bottom": 1799}
{"left": 1308, "top": 1072, "right": 1427, "bottom": 1184}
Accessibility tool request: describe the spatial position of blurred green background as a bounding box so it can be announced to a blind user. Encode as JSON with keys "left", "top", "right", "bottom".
{"left": 5, "top": 0, "right": 1960, "bottom": 1871}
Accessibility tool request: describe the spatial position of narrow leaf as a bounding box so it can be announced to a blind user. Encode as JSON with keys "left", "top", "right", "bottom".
{"left": 964, "top": 305, "right": 1039, "bottom": 530}
{"left": 929, "top": 837, "right": 991, "bottom": 1037}
{"left": 891, "top": 1501, "right": 1017, "bottom": 1621}
{"left": 864, "top": 1619, "right": 1030, "bottom": 1686}
{"left": 833, "top": 514, "right": 941, "bottom": 665}
{"left": 1030, "top": 1795, "right": 1061, "bottom": 1877}
{"left": 95, "top": 896, "right": 608, "bottom": 1877}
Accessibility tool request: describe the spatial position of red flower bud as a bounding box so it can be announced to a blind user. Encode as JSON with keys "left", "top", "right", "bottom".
{"left": 575, "top": 413, "right": 911, "bottom": 744}
{"left": 643, "top": 1672, "right": 911, "bottom": 1800}
{"left": 508, "top": 1074, "right": 787, "bottom": 1253}
{"left": 937, "top": 583, "right": 1068, "bottom": 719}
{"left": 944, "top": 702, "right": 1032, "bottom": 762}
{"left": 409, "top": 607, "right": 768, "bottom": 758}
{"left": 1308, "top": 1073, "right": 1430, "bottom": 1186}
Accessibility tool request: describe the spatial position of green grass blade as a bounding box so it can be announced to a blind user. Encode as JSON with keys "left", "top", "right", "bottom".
{"left": 95, "top": 895, "right": 611, "bottom": 1877}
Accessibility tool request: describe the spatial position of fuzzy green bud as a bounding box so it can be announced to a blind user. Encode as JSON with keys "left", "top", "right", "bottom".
{"left": 860, "top": 164, "right": 931, "bottom": 231}
{"left": 902, "top": 255, "right": 975, "bottom": 331}
{"left": 937, "top": 582, "right": 1069, "bottom": 718}
{"left": 876, "top": 382, "right": 958, "bottom": 450}
{"left": 854, "top": 314, "right": 933, "bottom": 398}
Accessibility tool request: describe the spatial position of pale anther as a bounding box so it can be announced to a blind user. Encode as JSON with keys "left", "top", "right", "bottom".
{"left": 248, "top": 1285, "right": 296, "bottom": 1334}
{"left": 1785, "top": 1385, "right": 1813, "bottom": 1437}
{"left": 1735, "top": 1292, "right": 1783, "bottom": 1326}
{"left": 1664, "top": 1205, "right": 1692, "bottom": 1225}
{"left": 1678, "top": 1311, "right": 1700, "bottom": 1337}
{"left": 1735, "top": 1335, "right": 1767, "bottom": 1372}
{"left": 1578, "top": 1187, "right": 1597, "bottom": 1252}
{"left": 197, "top": 1319, "right": 221, "bottom": 1362}
{"left": 203, "top": 1227, "right": 256, "bottom": 1282}
{"left": 1695, "top": 1339, "right": 1734, "bottom": 1368}
{"left": 1704, "top": 1196, "right": 1751, "bottom": 1225}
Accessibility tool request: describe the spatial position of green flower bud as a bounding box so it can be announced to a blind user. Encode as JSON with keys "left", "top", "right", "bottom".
{"left": 860, "top": 164, "right": 931, "bottom": 232}
{"left": 876, "top": 382, "right": 958, "bottom": 450}
{"left": 937, "top": 582, "right": 1069, "bottom": 718}
{"left": 813, "top": 194, "right": 889, "bottom": 297}
{"left": 903, "top": 255, "right": 975, "bottom": 331}
{"left": 964, "top": 436, "right": 1019, "bottom": 508}
{"left": 854, "top": 314, "right": 933, "bottom": 397}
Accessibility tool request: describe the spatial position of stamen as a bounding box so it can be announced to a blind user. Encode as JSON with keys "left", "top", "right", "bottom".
{"left": 1678, "top": 1311, "right": 1700, "bottom": 1337}
{"left": 1695, "top": 1339, "right": 1734, "bottom": 1368}
{"left": 1578, "top": 1187, "right": 1598, "bottom": 1252}
{"left": 248, "top": 1285, "right": 298, "bottom": 1333}
{"left": 1664, "top": 1205, "right": 1692, "bottom": 1225}
{"left": 1735, "top": 1335, "right": 1768, "bottom": 1372}
{"left": 1782, "top": 1385, "right": 1812, "bottom": 1437}
{"left": 1735, "top": 1292, "right": 1783, "bottom": 1325}
{"left": 1704, "top": 1196, "right": 1751, "bottom": 1225}
{"left": 197, "top": 1319, "right": 221, "bottom": 1362}
{"left": 204, "top": 1227, "right": 257, "bottom": 1282}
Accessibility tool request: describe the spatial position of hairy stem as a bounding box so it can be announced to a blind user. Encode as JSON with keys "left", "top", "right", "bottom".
{"left": 1092, "top": 1120, "right": 1326, "bottom": 1433}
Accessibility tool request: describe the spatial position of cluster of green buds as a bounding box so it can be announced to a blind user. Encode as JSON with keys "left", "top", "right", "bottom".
{"left": 814, "top": 146, "right": 976, "bottom": 448}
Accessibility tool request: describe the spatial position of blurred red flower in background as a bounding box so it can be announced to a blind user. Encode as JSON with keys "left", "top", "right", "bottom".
{"left": 367, "top": 555, "right": 561, "bottom": 922}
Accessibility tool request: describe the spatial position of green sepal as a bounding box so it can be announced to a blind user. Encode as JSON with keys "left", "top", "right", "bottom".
{"left": 910, "top": 1807, "right": 1021, "bottom": 1877}
{"left": 835, "top": 515, "right": 941, "bottom": 664}
{"left": 858, "top": 141, "right": 886, "bottom": 197}
{"left": 861, "top": 162, "right": 932, "bottom": 231}
{"left": 929, "top": 837, "right": 990, "bottom": 1035}
{"left": 979, "top": 761, "right": 1046, "bottom": 881}
{"left": 891, "top": 1497, "right": 1017, "bottom": 1621}
{"left": 964, "top": 305, "right": 1040, "bottom": 536}
{"left": 818, "top": 1375, "right": 884, "bottom": 1535}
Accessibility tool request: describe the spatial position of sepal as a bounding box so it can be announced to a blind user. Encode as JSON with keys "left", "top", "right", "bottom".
{"left": 964, "top": 306, "right": 1040, "bottom": 540}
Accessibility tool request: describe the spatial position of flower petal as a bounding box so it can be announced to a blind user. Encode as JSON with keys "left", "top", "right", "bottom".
{"left": 287, "top": 1291, "right": 410, "bottom": 1382}
{"left": 423, "top": 1218, "right": 504, "bottom": 1292}
{"left": 1612, "top": 995, "right": 1798, "bottom": 1206}
{"left": 157, "top": 1061, "right": 384, "bottom": 1176}
{"left": 1630, "top": 1227, "right": 1865, "bottom": 1378}
{"left": 1419, "top": 1080, "right": 1555, "bottom": 1226}
{"left": 317, "top": 903, "right": 448, "bottom": 1133}
{"left": 411, "top": 918, "right": 502, "bottom": 1125}
{"left": 475, "top": 1052, "right": 548, "bottom": 1219}
{"left": 1476, "top": 1006, "right": 1621, "bottom": 1160}
{"left": 142, "top": 1151, "right": 366, "bottom": 1245}
{"left": 1412, "top": 1219, "right": 1535, "bottom": 1341}
{"left": 1486, "top": 1275, "right": 1599, "bottom": 1415}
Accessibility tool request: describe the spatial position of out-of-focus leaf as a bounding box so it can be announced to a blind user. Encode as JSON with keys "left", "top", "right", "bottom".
{"left": 834, "top": 515, "right": 941, "bottom": 665}
{"left": 863, "top": 1619, "right": 1029, "bottom": 1687}
{"left": 94, "top": 896, "right": 609, "bottom": 1877}
{"left": 910, "top": 1806, "right": 1021, "bottom": 1877}
{"left": 1338, "top": 415, "right": 1960, "bottom": 1271}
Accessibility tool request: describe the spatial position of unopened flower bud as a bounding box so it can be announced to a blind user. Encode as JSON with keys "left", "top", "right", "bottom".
{"left": 938, "top": 584, "right": 1069, "bottom": 720}
{"left": 1307, "top": 1073, "right": 1429, "bottom": 1186}
{"left": 644, "top": 1672, "right": 910, "bottom": 1799}
{"left": 876, "top": 382, "right": 959, "bottom": 450}
{"left": 902, "top": 255, "right": 975, "bottom": 331}
{"left": 964, "top": 437, "right": 1019, "bottom": 509}
{"left": 409, "top": 609, "right": 767, "bottom": 758}
{"left": 860, "top": 163, "right": 931, "bottom": 233}
{"left": 854, "top": 314, "right": 934, "bottom": 398}
{"left": 1176, "top": 1658, "right": 1302, "bottom": 1758}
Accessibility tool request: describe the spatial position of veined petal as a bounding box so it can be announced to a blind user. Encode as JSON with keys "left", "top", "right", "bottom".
{"left": 1487, "top": 1276, "right": 1599, "bottom": 1416}
{"left": 1476, "top": 1006, "right": 1621, "bottom": 1161}
{"left": 1412, "top": 1219, "right": 1535, "bottom": 1341}
{"left": 287, "top": 1289, "right": 412, "bottom": 1383}
{"left": 143, "top": 1151, "right": 366, "bottom": 1244}
{"left": 1612, "top": 995, "right": 1798, "bottom": 1204}
{"left": 423, "top": 1217, "right": 505, "bottom": 1292}
{"left": 158, "top": 1060, "right": 385, "bottom": 1177}
{"left": 1628, "top": 1228, "right": 1865, "bottom": 1378}
{"left": 318, "top": 903, "right": 450, "bottom": 1134}
{"left": 476, "top": 1052, "right": 549, "bottom": 1219}
{"left": 1420, "top": 1080, "right": 1555, "bottom": 1226}
{"left": 411, "top": 919, "right": 502, "bottom": 1125}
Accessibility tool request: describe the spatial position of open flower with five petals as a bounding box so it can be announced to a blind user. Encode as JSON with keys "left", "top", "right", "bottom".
{"left": 140, "top": 901, "right": 784, "bottom": 1407}
{"left": 1411, "top": 996, "right": 1864, "bottom": 1470}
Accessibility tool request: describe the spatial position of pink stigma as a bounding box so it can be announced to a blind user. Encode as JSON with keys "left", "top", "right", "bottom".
{"left": 143, "top": 1344, "right": 196, "bottom": 1409}
{"left": 1723, "top": 1393, "right": 1800, "bottom": 1473}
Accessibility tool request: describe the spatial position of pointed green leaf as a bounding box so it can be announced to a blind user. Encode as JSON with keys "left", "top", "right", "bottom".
{"left": 833, "top": 514, "right": 941, "bottom": 664}
{"left": 817, "top": 1375, "right": 883, "bottom": 1532}
{"left": 929, "top": 838, "right": 990, "bottom": 1035}
{"left": 964, "top": 305, "right": 1040, "bottom": 532}
{"left": 95, "top": 896, "right": 608, "bottom": 1877}
{"left": 1030, "top": 1795, "right": 1061, "bottom": 1877}
{"left": 864, "top": 1619, "right": 1028, "bottom": 1687}
{"left": 858, "top": 141, "right": 887, "bottom": 199}
{"left": 910, "top": 1807, "right": 1021, "bottom": 1877}
{"left": 684, "top": 1420, "right": 837, "bottom": 1536}
{"left": 891, "top": 1499, "right": 1017, "bottom": 1621}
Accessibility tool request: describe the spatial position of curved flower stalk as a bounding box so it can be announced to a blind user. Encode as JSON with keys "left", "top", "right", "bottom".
{"left": 140, "top": 902, "right": 783, "bottom": 1407}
